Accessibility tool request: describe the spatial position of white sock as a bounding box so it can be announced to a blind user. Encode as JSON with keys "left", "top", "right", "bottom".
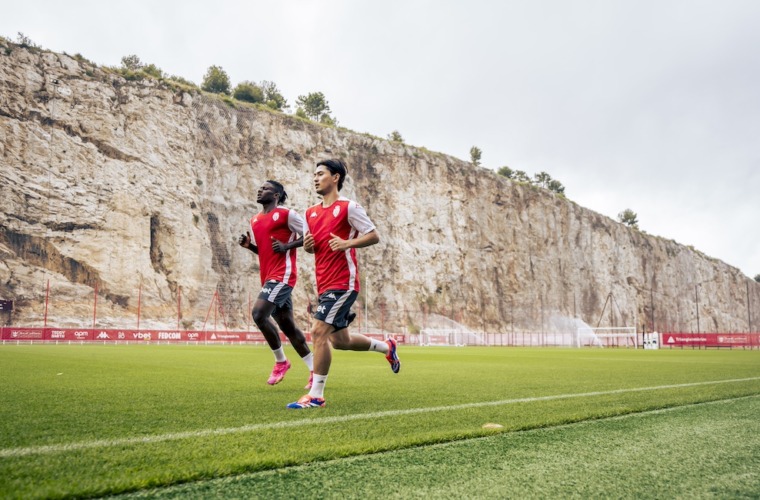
{"left": 272, "top": 347, "right": 287, "bottom": 363}
{"left": 369, "top": 338, "right": 389, "bottom": 354}
{"left": 301, "top": 352, "right": 314, "bottom": 371}
{"left": 309, "top": 374, "right": 328, "bottom": 399}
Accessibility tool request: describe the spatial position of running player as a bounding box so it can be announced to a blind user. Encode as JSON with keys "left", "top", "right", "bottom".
{"left": 239, "top": 180, "right": 314, "bottom": 389}
{"left": 287, "top": 159, "right": 399, "bottom": 409}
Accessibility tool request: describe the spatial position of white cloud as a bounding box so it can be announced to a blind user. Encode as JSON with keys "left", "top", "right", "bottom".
{"left": 2, "top": 0, "right": 759, "bottom": 276}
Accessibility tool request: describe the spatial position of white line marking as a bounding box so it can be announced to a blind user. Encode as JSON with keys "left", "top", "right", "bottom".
{"left": 1, "top": 376, "right": 758, "bottom": 459}
{"left": 130, "top": 393, "right": 760, "bottom": 497}
{"left": 189, "top": 393, "right": 760, "bottom": 480}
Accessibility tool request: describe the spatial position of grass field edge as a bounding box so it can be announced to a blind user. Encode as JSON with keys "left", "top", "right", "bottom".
{"left": 112, "top": 392, "right": 760, "bottom": 499}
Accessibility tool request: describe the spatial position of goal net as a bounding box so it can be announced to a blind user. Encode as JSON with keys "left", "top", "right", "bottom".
{"left": 574, "top": 327, "right": 637, "bottom": 348}
{"left": 419, "top": 328, "right": 467, "bottom": 346}
{"left": 416, "top": 313, "right": 486, "bottom": 346}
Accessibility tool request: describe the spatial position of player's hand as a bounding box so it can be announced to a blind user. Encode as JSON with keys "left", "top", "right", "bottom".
{"left": 304, "top": 233, "right": 315, "bottom": 254}
{"left": 238, "top": 231, "right": 251, "bottom": 248}
{"left": 328, "top": 233, "right": 349, "bottom": 251}
{"left": 271, "top": 236, "right": 286, "bottom": 253}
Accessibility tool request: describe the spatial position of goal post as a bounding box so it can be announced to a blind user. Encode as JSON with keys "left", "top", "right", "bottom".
{"left": 419, "top": 329, "right": 466, "bottom": 346}
{"left": 575, "top": 326, "right": 637, "bottom": 348}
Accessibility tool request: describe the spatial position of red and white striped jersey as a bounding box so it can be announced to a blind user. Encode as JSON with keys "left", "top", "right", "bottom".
{"left": 305, "top": 197, "right": 376, "bottom": 295}
{"left": 250, "top": 207, "right": 305, "bottom": 286}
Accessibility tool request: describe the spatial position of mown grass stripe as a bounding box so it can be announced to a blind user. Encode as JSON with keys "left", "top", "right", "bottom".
{"left": 2, "top": 376, "right": 758, "bottom": 459}
{"left": 151, "top": 393, "right": 760, "bottom": 485}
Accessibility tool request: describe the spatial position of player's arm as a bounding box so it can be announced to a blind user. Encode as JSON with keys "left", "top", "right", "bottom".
{"left": 328, "top": 200, "right": 379, "bottom": 251}
{"left": 291, "top": 209, "right": 315, "bottom": 253}
{"left": 271, "top": 209, "right": 306, "bottom": 253}
{"left": 327, "top": 229, "right": 379, "bottom": 252}
{"left": 271, "top": 235, "right": 303, "bottom": 253}
{"left": 303, "top": 233, "right": 315, "bottom": 254}
{"left": 238, "top": 231, "right": 258, "bottom": 254}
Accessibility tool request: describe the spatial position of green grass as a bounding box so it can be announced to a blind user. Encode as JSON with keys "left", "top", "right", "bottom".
{"left": 120, "top": 396, "right": 760, "bottom": 499}
{"left": 0, "top": 345, "right": 759, "bottom": 499}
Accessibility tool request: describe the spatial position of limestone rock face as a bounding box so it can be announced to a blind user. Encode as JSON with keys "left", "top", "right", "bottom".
{"left": 2, "top": 44, "right": 758, "bottom": 334}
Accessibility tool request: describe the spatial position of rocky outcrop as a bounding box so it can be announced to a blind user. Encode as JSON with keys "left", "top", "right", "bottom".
{"left": 1, "top": 42, "right": 758, "bottom": 333}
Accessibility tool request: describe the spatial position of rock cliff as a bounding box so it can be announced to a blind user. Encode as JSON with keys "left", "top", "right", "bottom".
{"left": 2, "top": 43, "right": 758, "bottom": 334}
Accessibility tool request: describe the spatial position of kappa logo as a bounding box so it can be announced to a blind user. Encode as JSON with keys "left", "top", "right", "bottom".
{"left": 273, "top": 212, "right": 280, "bottom": 222}
{"left": 262, "top": 287, "right": 272, "bottom": 294}
{"left": 96, "top": 331, "right": 111, "bottom": 340}
{"left": 310, "top": 211, "right": 317, "bottom": 218}
{"left": 317, "top": 305, "right": 327, "bottom": 314}
{"left": 333, "top": 206, "right": 340, "bottom": 217}
{"left": 326, "top": 293, "right": 337, "bottom": 300}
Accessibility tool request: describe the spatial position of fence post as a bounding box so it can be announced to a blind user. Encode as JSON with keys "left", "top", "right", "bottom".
{"left": 43, "top": 279, "right": 50, "bottom": 328}
{"left": 92, "top": 282, "right": 98, "bottom": 329}
{"left": 136, "top": 282, "right": 142, "bottom": 330}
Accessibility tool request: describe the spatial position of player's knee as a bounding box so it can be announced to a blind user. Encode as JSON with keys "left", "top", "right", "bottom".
{"left": 311, "top": 323, "right": 331, "bottom": 341}
{"left": 252, "top": 308, "right": 269, "bottom": 326}
{"left": 312, "top": 333, "right": 330, "bottom": 351}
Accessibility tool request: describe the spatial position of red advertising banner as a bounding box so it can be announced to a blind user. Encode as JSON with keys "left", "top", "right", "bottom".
{"left": 50, "top": 328, "right": 95, "bottom": 341}
{"left": 2, "top": 327, "right": 45, "bottom": 340}
{"left": 661, "top": 333, "right": 760, "bottom": 348}
{"left": 0, "top": 327, "right": 315, "bottom": 344}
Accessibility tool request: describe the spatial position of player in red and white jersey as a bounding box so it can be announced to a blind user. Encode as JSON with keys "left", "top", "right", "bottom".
{"left": 287, "top": 160, "right": 400, "bottom": 410}
{"left": 306, "top": 196, "right": 373, "bottom": 295}
{"left": 239, "top": 180, "right": 314, "bottom": 389}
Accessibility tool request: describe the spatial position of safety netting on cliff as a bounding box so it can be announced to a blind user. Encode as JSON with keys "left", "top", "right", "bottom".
{"left": 2, "top": 88, "right": 269, "bottom": 335}
{"left": 6, "top": 80, "right": 753, "bottom": 345}
{"left": 0, "top": 83, "right": 639, "bottom": 346}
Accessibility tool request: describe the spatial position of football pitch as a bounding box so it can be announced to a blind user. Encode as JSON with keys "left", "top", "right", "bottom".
{"left": 1, "top": 345, "right": 758, "bottom": 498}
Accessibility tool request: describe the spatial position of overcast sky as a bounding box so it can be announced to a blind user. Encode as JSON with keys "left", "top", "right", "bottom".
{"left": 3, "top": 0, "right": 759, "bottom": 277}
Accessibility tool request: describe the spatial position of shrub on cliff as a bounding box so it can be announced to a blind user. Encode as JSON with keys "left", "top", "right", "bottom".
{"left": 618, "top": 209, "right": 639, "bottom": 229}
{"left": 118, "top": 55, "right": 165, "bottom": 81}
{"left": 295, "top": 92, "right": 334, "bottom": 123}
{"left": 201, "top": 65, "right": 231, "bottom": 95}
{"left": 233, "top": 81, "right": 265, "bottom": 103}
{"left": 261, "top": 80, "right": 288, "bottom": 111}
{"left": 470, "top": 146, "right": 482, "bottom": 166}
{"left": 388, "top": 130, "right": 404, "bottom": 143}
